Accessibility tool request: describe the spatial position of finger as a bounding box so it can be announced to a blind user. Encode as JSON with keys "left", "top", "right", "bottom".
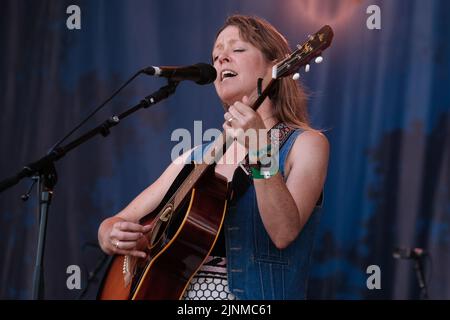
{"left": 231, "top": 101, "right": 253, "bottom": 116}
{"left": 232, "top": 106, "right": 256, "bottom": 124}
{"left": 115, "top": 240, "right": 139, "bottom": 250}
{"left": 115, "top": 221, "right": 147, "bottom": 233}
{"left": 111, "top": 229, "right": 143, "bottom": 241}
{"left": 240, "top": 96, "right": 255, "bottom": 119}
{"left": 228, "top": 107, "right": 245, "bottom": 123}
{"left": 223, "top": 112, "right": 233, "bottom": 122}
{"left": 142, "top": 224, "right": 152, "bottom": 232}
{"left": 110, "top": 240, "right": 146, "bottom": 257}
{"left": 228, "top": 104, "right": 246, "bottom": 118}
{"left": 114, "top": 247, "right": 147, "bottom": 259}
{"left": 128, "top": 250, "right": 148, "bottom": 259}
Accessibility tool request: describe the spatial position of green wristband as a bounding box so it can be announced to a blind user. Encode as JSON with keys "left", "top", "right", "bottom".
{"left": 250, "top": 166, "right": 278, "bottom": 179}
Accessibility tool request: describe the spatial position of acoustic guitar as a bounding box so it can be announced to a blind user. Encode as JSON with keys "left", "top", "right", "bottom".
{"left": 98, "top": 25, "right": 334, "bottom": 300}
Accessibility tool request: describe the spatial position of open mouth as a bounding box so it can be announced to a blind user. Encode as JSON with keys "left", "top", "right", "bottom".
{"left": 221, "top": 69, "right": 238, "bottom": 81}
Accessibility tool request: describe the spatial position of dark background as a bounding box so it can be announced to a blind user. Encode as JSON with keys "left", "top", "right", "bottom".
{"left": 0, "top": 0, "right": 449, "bottom": 299}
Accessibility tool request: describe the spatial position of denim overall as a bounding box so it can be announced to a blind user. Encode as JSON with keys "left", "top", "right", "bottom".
{"left": 190, "top": 129, "right": 323, "bottom": 300}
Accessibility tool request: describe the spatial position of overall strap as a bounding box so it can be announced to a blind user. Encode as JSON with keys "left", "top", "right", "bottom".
{"left": 231, "top": 123, "right": 295, "bottom": 201}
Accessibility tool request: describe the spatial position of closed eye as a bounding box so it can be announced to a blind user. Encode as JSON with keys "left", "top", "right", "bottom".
{"left": 212, "top": 48, "right": 244, "bottom": 63}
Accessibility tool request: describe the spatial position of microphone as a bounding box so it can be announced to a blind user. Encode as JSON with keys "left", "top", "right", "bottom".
{"left": 141, "top": 63, "right": 217, "bottom": 85}
{"left": 393, "top": 247, "right": 427, "bottom": 260}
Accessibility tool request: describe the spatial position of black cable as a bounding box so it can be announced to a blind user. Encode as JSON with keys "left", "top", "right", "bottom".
{"left": 47, "top": 70, "right": 143, "bottom": 154}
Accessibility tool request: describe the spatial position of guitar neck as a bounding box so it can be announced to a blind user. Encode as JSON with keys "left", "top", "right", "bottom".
{"left": 159, "top": 77, "right": 278, "bottom": 216}
{"left": 203, "top": 77, "right": 277, "bottom": 163}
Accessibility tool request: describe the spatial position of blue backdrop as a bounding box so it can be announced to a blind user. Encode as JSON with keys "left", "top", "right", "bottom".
{"left": 0, "top": 0, "right": 449, "bottom": 299}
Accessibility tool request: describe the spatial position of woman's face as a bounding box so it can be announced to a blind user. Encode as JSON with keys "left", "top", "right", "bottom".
{"left": 212, "top": 26, "right": 273, "bottom": 106}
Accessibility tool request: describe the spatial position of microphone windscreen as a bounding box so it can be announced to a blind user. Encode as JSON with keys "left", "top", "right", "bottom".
{"left": 194, "top": 63, "right": 217, "bottom": 85}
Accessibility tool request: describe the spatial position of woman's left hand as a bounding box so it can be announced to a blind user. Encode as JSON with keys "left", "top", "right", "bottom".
{"left": 223, "top": 96, "right": 269, "bottom": 150}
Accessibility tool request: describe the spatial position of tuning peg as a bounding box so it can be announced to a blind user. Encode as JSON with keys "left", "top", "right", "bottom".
{"left": 305, "top": 64, "right": 310, "bottom": 73}
{"left": 315, "top": 56, "right": 323, "bottom": 64}
{"left": 292, "top": 73, "right": 300, "bottom": 80}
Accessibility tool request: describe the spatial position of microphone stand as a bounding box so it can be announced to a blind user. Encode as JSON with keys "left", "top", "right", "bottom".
{"left": 414, "top": 256, "right": 428, "bottom": 300}
{"left": 0, "top": 80, "right": 179, "bottom": 299}
{"left": 32, "top": 163, "right": 57, "bottom": 299}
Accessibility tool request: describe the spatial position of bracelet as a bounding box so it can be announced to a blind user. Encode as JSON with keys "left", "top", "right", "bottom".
{"left": 250, "top": 166, "right": 278, "bottom": 179}
{"left": 248, "top": 143, "right": 280, "bottom": 179}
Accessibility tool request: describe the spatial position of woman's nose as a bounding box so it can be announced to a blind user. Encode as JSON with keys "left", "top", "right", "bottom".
{"left": 218, "top": 52, "right": 230, "bottom": 64}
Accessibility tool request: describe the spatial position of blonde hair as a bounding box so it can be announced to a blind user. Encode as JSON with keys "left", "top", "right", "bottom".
{"left": 216, "top": 15, "right": 312, "bottom": 130}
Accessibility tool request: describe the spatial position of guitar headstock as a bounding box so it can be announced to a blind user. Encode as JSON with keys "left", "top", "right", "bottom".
{"left": 272, "top": 25, "right": 334, "bottom": 79}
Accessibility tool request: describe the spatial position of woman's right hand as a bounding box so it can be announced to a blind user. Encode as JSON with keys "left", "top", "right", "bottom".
{"left": 98, "top": 217, "right": 152, "bottom": 258}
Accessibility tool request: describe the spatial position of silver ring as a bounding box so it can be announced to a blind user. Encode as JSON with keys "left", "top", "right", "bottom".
{"left": 114, "top": 240, "right": 120, "bottom": 249}
{"left": 227, "top": 117, "right": 234, "bottom": 123}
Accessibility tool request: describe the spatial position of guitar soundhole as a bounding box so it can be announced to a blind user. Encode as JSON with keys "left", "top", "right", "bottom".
{"left": 152, "top": 200, "right": 190, "bottom": 249}
{"left": 165, "top": 200, "right": 190, "bottom": 242}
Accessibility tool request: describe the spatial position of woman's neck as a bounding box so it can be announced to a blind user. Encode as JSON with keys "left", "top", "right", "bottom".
{"left": 257, "top": 98, "right": 279, "bottom": 129}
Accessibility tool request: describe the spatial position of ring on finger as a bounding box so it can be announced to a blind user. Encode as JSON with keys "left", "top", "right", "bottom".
{"left": 113, "top": 240, "right": 120, "bottom": 249}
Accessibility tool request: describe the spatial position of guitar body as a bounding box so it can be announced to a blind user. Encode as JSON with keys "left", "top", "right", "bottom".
{"left": 98, "top": 163, "right": 229, "bottom": 300}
